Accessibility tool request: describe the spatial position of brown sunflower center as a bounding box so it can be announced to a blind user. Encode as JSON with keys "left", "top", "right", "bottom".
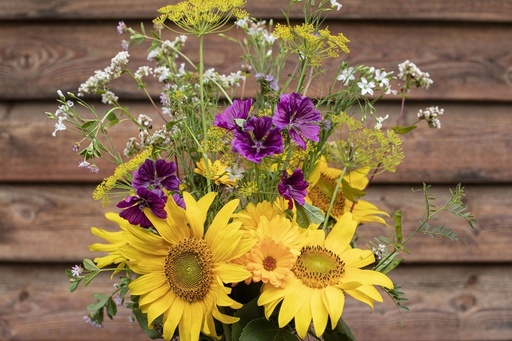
{"left": 292, "top": 245, "right": 345, "bottom": 289}
{"left": 164, "top": 238, "right": 214, "bottom": 302}
{"left": 263, "top": 256, "right": 277, "bottom": 271}
{"left": 309, "top": 174, "right": 345, "bottom": 217}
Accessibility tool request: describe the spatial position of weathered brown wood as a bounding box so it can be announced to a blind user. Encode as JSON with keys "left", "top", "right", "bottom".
{"left": 2, "top": 101, "right": 511, "bottom": 184}
{"left": 0, "top": 184, "right": 506, "bottom": 263}
{"left": 0, "top": 263, "right": 510, "bottom": 340}
{"left": 1, "top": 21, "right": 511, "bottom": 101}
{"left": 1, "top": 0, "right": 511, "bottom": 22}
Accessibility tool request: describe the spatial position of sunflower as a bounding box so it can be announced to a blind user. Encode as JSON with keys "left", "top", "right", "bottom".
{"left": 257, "top": 213, "right": 394, "bottom": 339}
{"left": 307, "top": 157, "right": 389, "bottom": 225}
{"left": 108, "top": 192, "right": 254, "bottom": 341}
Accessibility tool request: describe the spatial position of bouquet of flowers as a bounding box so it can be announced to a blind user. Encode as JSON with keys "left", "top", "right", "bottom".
{"left": 47, "top": 0, "right": 480, "bottom": 340}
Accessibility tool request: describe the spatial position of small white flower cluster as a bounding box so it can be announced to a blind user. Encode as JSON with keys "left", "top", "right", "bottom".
{"left": 374, "top": 114, "right": 390, "bottom": 130}
{"left": 330, "top": 0, "right": 342, "bottom": 11}
{"left": 339, "top": 65, "right": 395, "bottom": 96}
{"left": 147, "top": 35, "right": 188, "bottom": 62}
{"left": 77, "top": 51, "right": 130, "bottom": 99}
{"left": 417, "top": 106, "right": 444, "bottom": 129}
{"left": 203, "top": 68, "right": 246, "bottom": 88}
{"left": 124, "top": 124, "right": 177, "bottom": 157}
{"left": 134, "top": 66, "right": 171, "bottom": 83}
{"left": 137, "top": 114, "right": 153, "bottom": 130}
{"left": 398, "top": 60, "right": 433, "bottom": 91}
{"left": 78, "top": 160, "right": 99, "bottom": 173}
{"left": 51, "top": 90, "right": 74, "bottom": 136}
{"left": 70, "top": 264, "right": 83, "bottom": 277}
{"left": 83, "top": 315, "right": 102, "bottom": 328}
{"left": 236, "top": 17, "right": 276, "bottom": 46}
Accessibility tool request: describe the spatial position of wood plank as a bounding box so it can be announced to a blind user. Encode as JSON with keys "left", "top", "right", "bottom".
{"left": 1, "top": 22, "right": 511, "bottom": 101}
{"left": 0, "top": 184, "right": 508, "bottom": 263}
{"left": 0, "top": 263, "right": 510, "bottom": 340}
{"left": 2, "top": 101, "right": 511, "bottom": 184}
{"left": 1, "top": 0, "right": 511, "bottom": 22}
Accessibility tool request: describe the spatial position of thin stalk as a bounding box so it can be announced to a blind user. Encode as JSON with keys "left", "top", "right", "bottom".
{"left": 197, "top": 34, "right": 212, "bottom": 191}
{"left": 322, "top": 166, "right": 347, "bottom": 230}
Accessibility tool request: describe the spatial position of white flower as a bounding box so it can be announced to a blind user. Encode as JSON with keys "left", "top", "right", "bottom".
{"left": 330, "top": 0, "right": 342, "bottom": 11}
{"left": 337, "top": 66, "right": 355, "bottom": 85}
{"left": 357, "top": 77, "right": 375, "bottom": 96}
{"left": 52, "top": 115, "right": 67, "bottom": 137}
{"left": 71, "top": 264, "right": 83, "bottom": 277}
{"left": 375, "top": 114, "right": 389, "bottom": 130}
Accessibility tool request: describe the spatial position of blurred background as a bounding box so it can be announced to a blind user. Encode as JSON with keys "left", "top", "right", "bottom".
{"left": 0, "top": 0, "right": 511, "bottom": 340}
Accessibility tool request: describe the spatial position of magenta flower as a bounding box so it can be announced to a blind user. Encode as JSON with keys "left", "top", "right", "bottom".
{"left": 117, "top": 187, "right": 167, "bottom": 228}
{"left": 232, "top": 116, "right": 283, "bottom": 163}
{"left": 273, "top": 92, "right": 322, "bottom": 150}
{"left": 214, "top": 98, "right": 253, "bottom": 131}
{"left": 278, "top": 168, "right": 309, "bottom": 209}
{"left": 132, "top": 159, "right": 179, "bottom": 198}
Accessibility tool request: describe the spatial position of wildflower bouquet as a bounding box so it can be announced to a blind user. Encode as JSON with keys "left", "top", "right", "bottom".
{"left": 48, "top": 0, "right": 480, "bottom": 340}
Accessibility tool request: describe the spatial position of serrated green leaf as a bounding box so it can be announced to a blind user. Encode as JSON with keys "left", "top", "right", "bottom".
{"left": 239, "top": 318, "right": 299, "bottom": 341}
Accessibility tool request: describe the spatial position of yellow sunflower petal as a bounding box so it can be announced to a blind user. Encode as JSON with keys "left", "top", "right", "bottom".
{"left": 216, "top": 263, "right": 251, "bottom": 283}
{"left": 163, "top": 298, "right": 184, "bottom": 341}
{"left": 183, "top": 191, "right": 216, "bottom": 238}
{"left": 207, "top": 198, "right": 240, "bottom": 237}
{"left": 148, "top": 194, "right": 190, "bottom": 244}
{"left": 343, "top": 268, "right": 394, "bottom": 289}
{"left": 311, "top": 289, "right": 329, "bottom": 337}
{"left": 145, "top": 290, "right": 176, "bottom": 326}
{"left": 344, "top": 167, "right": 370, "bottom": 190}
{"left": 122, "top": 225, "right": 168, "bottom": 256}
{"left": 322, "top": 285, "right": 345, "bottom": 329}
{"left": 341, "top": 249, "right": 375, "bottom": 268}
{"left": 295, "top": 300, "right": 313, "bottom": 339}
{"left": 120, "top": 245, "right": 164, "bottom": 273}
{"left": 325, "top": 212, "right": 357, "bottom": 253}
{"left": 278, "top": 284, "right": 312, "bottom": 328}
{"left": 212, "top": 305, "right": 240, "bottom": 324}
{"left": 129, "top": 272, "right": 168, "bottom": 296}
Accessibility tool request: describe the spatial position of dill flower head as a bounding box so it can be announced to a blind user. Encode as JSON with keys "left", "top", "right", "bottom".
{"left": 154, "top": 0, "right": 247, "bottom": 36}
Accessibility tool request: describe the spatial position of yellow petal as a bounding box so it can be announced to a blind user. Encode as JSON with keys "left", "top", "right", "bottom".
{"left": 212, "top": 304, "right": 240, "bottom": 324}
{"left": 149, "top": 194, "right": 190, "bottom": 244}
{"left": 120, "top": 245, "right": 164, "bottom": 273}
{"left": 311, "top": 289, "right": 329, "bottom": 337}
{"left": 216, "top": 263, "right": 251, "bottom": 283}
{"left": 325, "top": 212, "right": 357, "bottom": 253}
{"left": 322, "top": 285, "right": 345, "bottom": 329}
{"left": 344, "top": 167, "right": 370, "bottom": 190}
{"left": 129, "top": 272, "right": 168, "bottom": 296}
{"left": 163, "top": 298, "right": 184, "bottom": 341}
{"left": 343, "top": 268, "right": 394, "bottom": 289}
{"left": 294, "top": 300, "right": 313, "bottom": 339}
{"left": 206, "top": 198, "right": 240, "bottom": 238}
{"left": 341, "top": 249, "right": 375, "bottom": 268}
{"left": 278, "top": 284, "right": 312, "bottom": 328}
{"left": 146, "top": 290, "right": 176, "bottom": 326}
{"left": 122, "top": 225, "right": 168, "bottom": 256}
{"left": 183, "top": 191, "right": 216, "bottom": 238}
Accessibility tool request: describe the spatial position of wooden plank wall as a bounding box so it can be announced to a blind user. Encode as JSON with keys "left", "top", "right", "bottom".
{"left": 1, "top": 0, "right": 511, "bottom": 340}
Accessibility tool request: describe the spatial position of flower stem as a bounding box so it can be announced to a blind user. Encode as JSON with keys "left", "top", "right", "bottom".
{"left": 322, "top": 166, "right": 347, "bottom": 230}
{"left": 197, "top": 34, "right": 211, "bottom": 191}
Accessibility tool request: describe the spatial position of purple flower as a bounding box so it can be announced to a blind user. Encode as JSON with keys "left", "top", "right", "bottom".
{"left": 172, "top": 193, "right": 186, "bottom": 209}
{"left": 232, "top": 116, "right": 283, "bottom": 163}
{"left": 132, "top": 159, "right": 180, "bottom": 198}
{"left": 255, "top": 73, "right": 279, "bottom": 91}
{"left": 214, "top": 98, "right": 253, "bottom": 131}
{"left": 117, "top": 187, "right": 167, "bottom": 228}
{"left": 273, "top": 92, "right": 322, "bottom": 150}
{"left": 278, "top": 168, "right": 309, "bottom": 209}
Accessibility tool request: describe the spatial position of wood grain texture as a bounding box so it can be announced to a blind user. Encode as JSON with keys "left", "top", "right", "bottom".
{"left": 1, "top": 263, "right": 510, "bottom": 341}
{"left": 1, "top": 21, "right": 511, "bottom": 101}
{"left": 0, "top": 184, "right": 506, "bottom": 263}
{"left": 1, "top": 0, "right": 511, "bottom": 22}
{"left": 2, "top": 101, "right": 511, "bottom": 184}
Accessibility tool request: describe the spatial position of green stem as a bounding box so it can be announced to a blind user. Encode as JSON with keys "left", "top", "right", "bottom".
{"left": 197, "top": 34, "right": 211, "bottom": 191}
{"left": 321, "top": 166, "right": 347, "bottom": 230}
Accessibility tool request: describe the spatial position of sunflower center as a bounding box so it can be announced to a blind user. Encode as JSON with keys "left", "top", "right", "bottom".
{"left": 164, "top": 238, "right": 214, "bottom": 303}
{"left": 309, "top": 174, "right": 345, "bottom": 217}
{"left": 263, "top": 256, "right": 277, "bottom": 271}
{"left": 292, "top": 245, "right": 345, "bottom": 289}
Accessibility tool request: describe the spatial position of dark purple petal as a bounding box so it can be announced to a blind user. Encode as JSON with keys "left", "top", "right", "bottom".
{"left": 214, "top": 98, "right": 253, "bottom": 131}
{"left": 232, "top": 116, "right": 283, "bottom": 163}
{"left": 116, "top": 187, "right": 167, "bottom": 228}
{"left": 172, "top": 193, "right": 186, "bottom": 209}
{"left": 278, "top": 168, "right": 309, "bottom": 209}
{"left": 132, "top": 158, "right": 180, "bottom": 195}
{"left": 273, "top": 92, "right": 322, "bottom": 150}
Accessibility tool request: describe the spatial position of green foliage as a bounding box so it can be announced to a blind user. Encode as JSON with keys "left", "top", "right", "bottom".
{"left": 323, "top": 317, "right": 356, "bottom": 341}
{"left": 239, "top": 318, "right": 299, "bottom": 340}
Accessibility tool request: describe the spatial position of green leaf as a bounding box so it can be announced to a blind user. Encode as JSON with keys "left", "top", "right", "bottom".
{"left": 392, "top": 125, "right": 417, "bottom": 135}
{"left": 323, "top": 317, "right": 356, "bottom": 341}
{"left": 341, "top": 179, "right": 365, "bottom": 202}
{"left": 132, "top": 306, "right": 162, "bottom": 339}
{"left": 106, "top": 297, "right": 117, "bottom": 319}
{"left": 239, "top": 318, "right": 299, "bottom": 341}
{"left": 295, "top": 202, "right": 325, "bottom": 228}
{"left": 83, "top": 259, "right": 99, "bottom": 271}
{"left": 232, "top": 298, "right": 264, "bottom": 341}
{"left": 393, "top": 210, "right": 403, "bottom": 244}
